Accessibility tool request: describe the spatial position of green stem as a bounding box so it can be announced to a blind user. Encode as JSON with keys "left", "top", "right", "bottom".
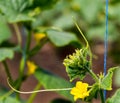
{"left": 86, "top": 68, "right": 98, "bottom": 82}
{"left": 26, "top": 31, "right": 32, "bottom": 54}
{"left": 73, "top": 19, "right": 93, "bottom": 70}
{"left": 18, "top": 30, "right": 32, "bottom": 78}
{"left": 13, "top": 23, "right": 22, "bottom": 46}
{"left": 2, "top": 61, "right": 13, "bottom": 83}
{"left": 88, "top": 47, "right": 93, "bottom": 67}
{"left": 19, "top": 30, "right": 32, "bottom": 79}
{"left": 16, "top": 30, "right": 32, "bottom": 99}
{"left": 16, "top": 58, "right": 26, "bottom": 99}
{"left": 17, "top": 56, "right": 26, "bottom": 88}
{"left": 73, "top": 18, "right": 89, "bottom": 48}
{"left": 27, "top": 83, "right": 41, "bottom": 103}
{"left": 99, "top": 89, "right": 105, "bottom": 103}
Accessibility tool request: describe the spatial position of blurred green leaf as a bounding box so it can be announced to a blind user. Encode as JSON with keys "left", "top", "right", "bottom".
{"left": 0, "top": 0, "right": 59, "bottom": 23}
{"left": 0, "top": 48, "right": 14, "bottom": 62}
{"left": 34, "top": 67, "right": 73, "bottom": 101}
{"left": 106, "top": 88, "right": 120, "bottom": 103}
{"left": 46, "top": 30, "right": 79, "bottom": 47}
{"left": 78, "top": 0, "right": 102, "bottom": 23}
{"left": 0, "top": 86, "right": 22, "bottom": 103}
{"left": 0, "top": 0, "right": 34, "bottom": 23}
{"left": 100, "top": 67, "right": 116, "bottom": 90}
{"left": 53, "top": 13, "right": 76, "bottom": 29}
{"left": 85, "top": 83, "right": 99, "bottom": 102}
{"left": 0, "top": 86, "right": 8, "bottom": 96}
{"left": 87, "top": 22, "right": 119, "bottom": 41}
{"left": 0, "top": 97, "right": 21, "bottom": 103}
{"left": 31, "top": 0, "right": 58, "bottom": 9}
{"left": 110, "top": 0, "right": 120, "bottom": 4}
{"left": 0, "top": 16, "right": 11, "bottom": 44}
{"left": 87, "top": 25, "right": 104, "bottom": 40}
{"left": 114, "top": 67, "right": 120, "bottom": 87}
{"left": 109, "top": 4, "right": 120, "bottom": 21}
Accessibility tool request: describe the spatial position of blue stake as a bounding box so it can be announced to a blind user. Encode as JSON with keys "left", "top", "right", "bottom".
{"left": 104, "top": 0, "right": 109, "bottom": 100}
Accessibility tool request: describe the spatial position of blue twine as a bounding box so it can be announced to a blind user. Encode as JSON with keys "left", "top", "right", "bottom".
{"left": 104, "top": 0, "right": 109, "bottom": 100}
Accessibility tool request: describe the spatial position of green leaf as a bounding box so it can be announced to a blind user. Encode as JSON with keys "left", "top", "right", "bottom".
{"left": 85, "top": 83, "right": 99, "bottom": 102}
{"left": 0, "top": 0, "right": 58, "bottom": 23}
{"left": 65, "top": 66, "right": 87, "bottom": 81}
{"left": 46, "top": 30, "right": 79, "bottom": 47}
{"left": 114, "top": 67, "right": 120, "bottom": 87}
{"left": 106, "top": 89, "right": 120, "bottom": 103}
{"left": 0, "top": 86, "right": 8, "bottom": 96}
{"left": 0, "top": 96, "right": 21, "bottom": 103}
{"left": 100, "top": 67, "right": 117, "bottom": 90}
{"left": 0, "top": 48, "right": 14, "bottom": 62}
{"left": 0, "top": 16, "right": 11, "bottom": 44}
{"left": 78, "top": 0, "right": 102, "bottom": 23}
{"left": 53, "top": 13, "right": 77, "bottom": 29}
{"left": 34, "top": 68, "right": 73, "bottom": 101}
{"left": 32, "top": 0, "right": 58, "bottom": 9}
{"left": 87, "top": 23, "right": 119, "bottom": 41}
{"left": 0, "top": 86, "right": 21, "bottom": 103}
{"left": 110, "top": 0, "right": 120, "bottom": 4}
{"left": 0, "top": 0, "right": 34, "bottom": 23}
{"left": 0, "top": 86, "right": 26, "bottom": 103}
{"left": 109, "top": 3, "right": 120, "bottom": 22}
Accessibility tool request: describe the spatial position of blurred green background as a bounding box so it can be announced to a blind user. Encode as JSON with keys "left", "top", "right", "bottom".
{"left": 0, "top": 0, "right": 120, "bottom": 103}
{"left": 32, "top": 0, "right": 120, "bottom": 63}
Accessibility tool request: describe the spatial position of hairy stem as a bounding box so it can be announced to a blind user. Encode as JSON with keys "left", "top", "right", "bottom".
{"left": 86, "top": 68, "right": 98, "bottom": 82}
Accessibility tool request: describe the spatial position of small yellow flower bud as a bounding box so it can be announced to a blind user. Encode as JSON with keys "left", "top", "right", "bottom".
{"left": 27, "top": 61, "right": 37, "bottom": 75}
{"left": 34, "top": 33, "right": 46, "bottom": 43}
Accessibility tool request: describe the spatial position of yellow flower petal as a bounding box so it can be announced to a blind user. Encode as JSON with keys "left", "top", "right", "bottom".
{"left": 74, "top": 95, "right": 79, "bottom": 101}
{"left": 76, "top": 81, "right": 88, "bottom": 93}
{"left": 76, "top": 81, "right": 82, "bottom": 88}
{"left": 70, "top": 81, "right": 89, "bottom": 101}
{"left": 27, "top": 61, "right": 37, "bottom": 75}
{"left": 70, "top": 87, "right": 80, "bottom": 95}
{"left": 34, "top": 33, "right": 46, "bottom": 43}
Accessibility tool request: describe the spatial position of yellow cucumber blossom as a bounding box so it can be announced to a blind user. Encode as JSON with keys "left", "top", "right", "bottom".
{"left": 34, "top": 33, "right": 46, "bottom": 43}
{"left": 70, "top": 81, "right": 90, "bottom": 101}
{"left": 27, "top": 61, "right": 37, "bottom": 75}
